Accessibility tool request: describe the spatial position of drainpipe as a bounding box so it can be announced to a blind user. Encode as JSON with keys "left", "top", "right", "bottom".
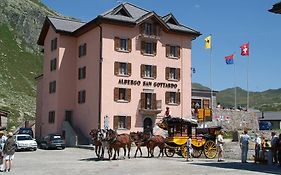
{"left": 98, "top": 24, "right": 103, "bottom": 129}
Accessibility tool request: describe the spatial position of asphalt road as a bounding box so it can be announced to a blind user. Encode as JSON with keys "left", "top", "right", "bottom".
{"left": 11, "top": 147, "right": 281, "bottom": 175}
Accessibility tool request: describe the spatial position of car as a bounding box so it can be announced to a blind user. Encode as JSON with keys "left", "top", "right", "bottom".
{"left": 259, "top": 121, "right": 272, "bottom": 130}
{"left": 40, "top": 134, "right": 65, "bottom": 150}
{"left": 18, "top": 128, "right": 34, "bottom": 138}
{"left": 15, "top": 134, "right": 37, "bottom": 151}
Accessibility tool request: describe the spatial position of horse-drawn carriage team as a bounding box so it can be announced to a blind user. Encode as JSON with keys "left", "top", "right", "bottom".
{"left": 89, "top": 116, "right": 222, "bottom": 161}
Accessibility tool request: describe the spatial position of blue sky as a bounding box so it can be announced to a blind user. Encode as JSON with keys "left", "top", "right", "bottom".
{"left": 42, "top": 0, "right": 281, "bottom": 92}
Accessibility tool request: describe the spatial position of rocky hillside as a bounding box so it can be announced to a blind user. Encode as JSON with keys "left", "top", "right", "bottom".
{"left": 0, "top": 0, "right": 62, "bottom": 129}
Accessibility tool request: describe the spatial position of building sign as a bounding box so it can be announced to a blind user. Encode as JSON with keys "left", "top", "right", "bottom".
{"left": 118, "top": 79, "right": 178, "bottom": 89}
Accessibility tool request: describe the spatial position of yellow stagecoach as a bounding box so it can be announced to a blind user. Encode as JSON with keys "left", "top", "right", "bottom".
{"left": 157, "top": 116, "right": 221, "bottom": 159}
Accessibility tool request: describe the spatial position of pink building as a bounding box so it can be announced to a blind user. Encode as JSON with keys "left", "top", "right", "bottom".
{"left": 36, "top": 3, "right": 200, "bottom": 145}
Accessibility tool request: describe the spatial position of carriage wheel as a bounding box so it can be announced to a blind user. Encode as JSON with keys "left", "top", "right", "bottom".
{"left": 191, "top": 148, "right": 202, "bottom": 158}
{"left": 181, "top": 145, "right": 188, "bottom": 159}
{"left": 164, "top": 148, "right": 175, "bottom": 157}
{"left": 203, "top": 140, "right": 217, "bottom": 159}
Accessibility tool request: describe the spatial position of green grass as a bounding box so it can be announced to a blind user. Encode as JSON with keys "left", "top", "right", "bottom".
{"left": 0, "top": 24, "right": 43, "bottom": 129}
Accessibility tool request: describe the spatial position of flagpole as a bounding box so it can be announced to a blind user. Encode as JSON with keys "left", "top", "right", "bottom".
{"left": 234, "top": 57, "right": 237, "bottom": 109}
{"left": 246, "top": 42, "right": 250, "bottom": 110}
{"left": 209, "top": 35, "right": 213, "bottom": 110}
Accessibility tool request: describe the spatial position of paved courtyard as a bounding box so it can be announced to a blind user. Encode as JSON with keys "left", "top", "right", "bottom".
{"left": 11, "top": 147, "right": 281, "bottom": 175}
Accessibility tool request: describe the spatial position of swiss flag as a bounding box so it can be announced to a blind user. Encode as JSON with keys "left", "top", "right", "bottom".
{"left": 240, "top": 43, "right": 249, "bottom": 56}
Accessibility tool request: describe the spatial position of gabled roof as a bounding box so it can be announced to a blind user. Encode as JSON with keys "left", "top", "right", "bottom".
{"left": 38, "top": 16, "right": 86, "bottom": 45}
{"left": 269, "top": 1, "right": 281, "bottom": 14}
{"left": 38, "top": 2, "right": 200, "bottom": 45}
{"left": 162, "top": 13, "right": 179, "bottom": 25}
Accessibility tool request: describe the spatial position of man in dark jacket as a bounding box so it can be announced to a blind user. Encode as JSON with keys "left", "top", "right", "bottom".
{"left": 3, "top": 132, "right": 16, "bottom": 172}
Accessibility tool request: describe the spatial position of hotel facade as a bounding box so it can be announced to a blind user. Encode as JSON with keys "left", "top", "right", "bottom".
{"left": 36, "top": 3, "right": 200, "bottom": 144}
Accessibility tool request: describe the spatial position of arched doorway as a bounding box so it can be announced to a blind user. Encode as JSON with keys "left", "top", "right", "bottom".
{"left": 143, "top": 117, "right": 153, "bottom": 135}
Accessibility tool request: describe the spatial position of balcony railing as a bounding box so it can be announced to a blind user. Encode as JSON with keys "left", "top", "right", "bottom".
{"left": 138, "top": 100, "right": 162, "bottom": 115}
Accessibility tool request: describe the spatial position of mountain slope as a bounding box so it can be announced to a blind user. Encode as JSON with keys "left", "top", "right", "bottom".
{"left": 0, "top": 0, "right": 62, "bottom": 129}
{"left": 216, "top": 87, "right": 281, "bottom": 111}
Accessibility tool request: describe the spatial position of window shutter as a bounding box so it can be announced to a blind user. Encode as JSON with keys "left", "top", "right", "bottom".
{"left": 153, "top": 42, "right": 157, "bottom": 56}
{"left": 128, "top": 63, "right": 132, "bottom": 76}
{"left": 127, "top": 116, "right": 131, "bottom": 130}
{"left": 166, "top": 45, "right": 170, "bottom": 57}
{"left": 140, "top": 64, "right": 145, "bottom": 78}
{"left": 54, "top": 38, "right": 57, "bottom": 50}
{"left": 139, "top": 23, "right": 145, "bottom": 34}
{"left": 177, "top": 46, "right": 181, "bottom": 59}
{"left": 177, "top": 68, "right": 181, "bottom": 81}
{"left": 177, "top": 92, "right": 181, "bottom": 104}
{"left": 152, "top": 23, "right": 157, "bottom": 36}
{"left": 113, "top": 116, "right": 118, "bottom": 130}
{"left": 114, "top": 37, "right": 120, "bottom": 51}
{"left": 51, "top": 40, "right": 53, "bottom": 51}
{"left": 141, "top": 92, "right": 145, "bottom": 109}
{"left": 153, "top": 65, "right": 157, "bottom": 79}
{"left": 84, "top": 43, "right": 87, "bottom": 56}
{"left": 83, "top": 66, "right": 86, "bottom": 79}
{"left": 114, "top": 62, "right": 119, "bottom": 75}
{"left": 78, "top": 45, "right": 81, "bottom": 57}
{"left": 127, "top": 88, "right": 131, "bottom": 102}
{"left": 165, "top": 67, "right": 169, "bottom": 80}
{"left": 128, "top": 39, "right": 132, "bottom": 52}
{"left": 114, "top": 87, "right": 119, "bottom": 101}
{"left": 141, "top": 41, "right": 145, "bottom": 54}
{"left": 78, "top": 68, "right": 81, "bottom": 80}
{"left": 165, "top": 92, "right": 170, "bottom": 104}
{"left": 152, "top": 93, "right": 156, "bottom": 110}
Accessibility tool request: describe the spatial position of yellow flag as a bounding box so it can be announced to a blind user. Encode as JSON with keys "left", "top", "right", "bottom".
{"left": 205, "top": 35, "right": 211, "bottom": 49}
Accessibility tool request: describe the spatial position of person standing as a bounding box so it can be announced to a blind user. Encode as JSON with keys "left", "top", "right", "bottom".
{"left": 277, "top": 133, "right": 281, "bottom": 167}
{"left": 3, "top": 132, "right": 16, "bottom": 172}
{"left": 217, "top": 130, "right": 225, "bottom": 162}
{"left": 0, "top": 131, "right": 7, "bottom": 172}
{"left": 271, "top": 132, "right": 279, "bottom": 164}
{"left": 186, "top": 136, "right": 193, "bottom": 161}
{"left": 240, "top": 130, "right": 250, "bottom": 163}
{"left": 254, "top": 133, "right": 261, "bottom": 163}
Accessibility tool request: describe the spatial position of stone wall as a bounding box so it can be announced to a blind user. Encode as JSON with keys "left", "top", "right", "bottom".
{"left": 203, "top": 108, "right": 259, "bottom": 132}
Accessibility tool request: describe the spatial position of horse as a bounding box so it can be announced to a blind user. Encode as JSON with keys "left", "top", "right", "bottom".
{"left": 106, "top": 129, "right": 132, "bottom": 160}
{"left": 146, "top": 134, "right": 165, "bottom": 158}
{"left": 130, "top": 131, "right": 147, "bottom": 158}
{"left": 89, "top": 129, "right": 102, "bottom": 158}
{"left": 97, "top": 129, "right": 112, "bottom": 160}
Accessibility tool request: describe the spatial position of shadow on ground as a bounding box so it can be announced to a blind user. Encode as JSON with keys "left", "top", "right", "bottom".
{"left": 191, "top": 161, "right": 281, "bottom": 175}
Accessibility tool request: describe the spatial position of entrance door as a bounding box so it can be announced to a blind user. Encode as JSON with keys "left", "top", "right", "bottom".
{"left": 65, "top": 110, "right": 73, "bottom": 126}
{"left": 143, "top": 117, "right": 153, "bottom": 135}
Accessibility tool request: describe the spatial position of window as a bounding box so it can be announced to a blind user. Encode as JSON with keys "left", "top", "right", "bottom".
{"left": 165, "top": 67, "right": 180, "bottom": 81}
{"left": 165, "top": 92, "right": 180, "bottom": 105}
{"left": 48, "top": 111, "right": 55, "bottom": 124}
{"left": 141, "top": 41, "right": 157, "bottom": 55}
{"left": 140, "top": 64, "right": 157, "bottom": 79}
{"left": 144, "top": 65, "right": 152, "bottom": 78}
{"left": 49, "top": 81, "right": 56, "bottom": 93}
{"left": 144, "top": 23, "right": 153, "bottom": 35}
{"left": 114, "top": 37, "right": 131, "bottom": 52}
{"left": 113, "top": 116, "right": 131, "bottom": 130}
{"left": 78, "top": 90, "right": 86, "bottom": 104}
{"left": 114, "top": 88, "right": 131, "bottom": 102}
{"left": 114, "top": 62, "right": 131, "bottom": 76}
{"left": 51, "top": 38, "right": 57, "bottom": 51}
{"left": 78, "top": 43, "right": 87, "bottom": 57}
{"left": 50, "top": 58, "right": 57, "bottom": 71}
{"left": 166, "top": 45, "right": 180, "bottom": 58}
{"left": 140, "top": 92, "right": 157, "bottom": 110}
{"left": 78, "top": 66, "right": 86, "bottom": 80}
{"left": 140, "top": 23, "right": 159, "bottom": 36}
{"left": 203, "top": 99, "right": 210, "bottom": 109}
